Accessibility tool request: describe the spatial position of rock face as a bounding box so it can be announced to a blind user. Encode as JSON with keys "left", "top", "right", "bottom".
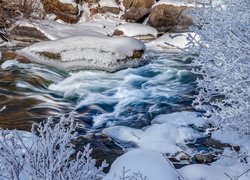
{"left": 147, "top": 4, "right": 193, "bottom": 32}
{"left": 41, "top": 0, "right": 82, "bottom": 24}
{"left": 16, "top": 36, "right": 146, "bottom": 72}
{"left": 122, "top": 0, "right": 155, "bottom": 22}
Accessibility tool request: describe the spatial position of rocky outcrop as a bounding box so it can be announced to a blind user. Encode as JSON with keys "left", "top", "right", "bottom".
{"left": 122, "top": 0, "right": 155, "bottom": 22}
{"left": 41, "top": 0, "right": 82, "bottom": 24}
{"left": 147, "top": 4, "right": 193, "bottom": 32}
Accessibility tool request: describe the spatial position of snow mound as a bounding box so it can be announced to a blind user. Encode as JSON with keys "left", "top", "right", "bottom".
{"left": 146, "top": 32, "right": 199, "bottom": 50}
{"left": 104, "top": 149, "right": 183, "bottom": 180}
{"left": 102, "top": 123, "right": 203, "bottom": 155}
{"left": 152, "top": 111, "right": 208, "bottom": 128}
{"left": 16, "top": 36, "right": 146, "bottom": 72}
{"left": 114, "top": 23, "right": 158, "bottom": 39}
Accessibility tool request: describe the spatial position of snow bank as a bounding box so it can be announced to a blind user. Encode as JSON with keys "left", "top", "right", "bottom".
{"left": 103, "top": 123, "right": 202, "bottom": 155}
{"left": 146, "top": 32, "right": 199, "bottom": 50}
{"left": 152, "top": 111, "right": 208, "bottom": 128}
{"left": 114, "top": 23, "right": 158, "bottom": 39}
{"left": 17, "top": 36, "right": 146, "bottom": 72}
{"left": 104, "top": 149, "right": 183, "bottom": 180}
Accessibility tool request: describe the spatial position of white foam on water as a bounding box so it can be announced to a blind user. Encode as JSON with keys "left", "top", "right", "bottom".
{"left": 48, "top": 51, "right": 196, "bottom": 128}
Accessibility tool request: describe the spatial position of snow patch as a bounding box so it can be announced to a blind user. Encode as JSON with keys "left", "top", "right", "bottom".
{"left": 103, "top": 123, "right": 203, "bottom": 155}
{"left": 99, "top": 0, "right": 119, "bottom": 8}
{"left": 154, "top": 0, "right": 195, "bottom": 8}
{"left": 152, "top": 111, "right": 208, "bottom": 128}
{"left": 146, "top": 32, "right": 199, "bottom": 50}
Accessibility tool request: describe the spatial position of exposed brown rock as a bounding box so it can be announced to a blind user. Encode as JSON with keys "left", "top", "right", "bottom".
{"left": 195, "top": 153, "right": 215, "bottom": 164}
{"left": 123, "top": 0, "right": 154, "bottom": 9}
{"left": 10, "top": 26, "right": 49, "bottom": 42}
{"left": 90, "top": 6, "right": 121, "bottom": 16}
{"left": 130, "top": 50, "right": 145, "bottom": 59}
{"left": 112, "top": 29, "right": 124, "bottom": 36}
{"left": 41, "top": 0, "right": 82, "bottom": 24}
{"left": 37, "top": 52, "right": 61, "bottom": 60}
{"left": 122, "top": 0, "right": 155, "bottom": 22}
{"left": 147, "top": 4, "right": 193, "bottom": 32}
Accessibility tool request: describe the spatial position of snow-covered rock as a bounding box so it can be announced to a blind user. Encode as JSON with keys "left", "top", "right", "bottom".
{"left": 113, "top": 23, "right": 158, "bottom": 40}
{"left": 103, "top": 123, "right": 203, "bottom": 155}
{"left": 16, "top": 36, "right": 146, "bottom": 72}
{"left": 147, "top": 0, "right": 193, "bottom": 32}
{"left": 146, "top": 32, "right": 199, "bottom": 50}
{"left": 14, "top": 20, "right": 112, "bottom": 40}
{"left": 104, "top": 149, "right": 183, "bottom": 180}
{"left": 152, "top": 111, "right": 208, "bottom": 128}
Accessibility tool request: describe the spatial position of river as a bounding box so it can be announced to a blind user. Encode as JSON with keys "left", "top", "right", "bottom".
{"left": 0, "top": 48, "right": 197, "bottom": 167}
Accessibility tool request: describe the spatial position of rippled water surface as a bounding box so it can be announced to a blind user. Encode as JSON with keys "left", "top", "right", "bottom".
{"left": 0, "top": 49, "right": 196, "bottom": 133}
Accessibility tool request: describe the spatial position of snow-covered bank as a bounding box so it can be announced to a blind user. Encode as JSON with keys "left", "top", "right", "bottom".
{"left": 104, "top": 149, "right": 184, "bottom": 180}
{"left": 17, "top": 36, "right": 146, "bottom": 72}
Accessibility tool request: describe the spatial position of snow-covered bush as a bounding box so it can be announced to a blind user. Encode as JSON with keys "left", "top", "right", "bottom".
{"left": 0, "top": 115, "right": 107, "bottom": 180}
{"left": 188, "top": 0, "right": 250, "bottom": 133}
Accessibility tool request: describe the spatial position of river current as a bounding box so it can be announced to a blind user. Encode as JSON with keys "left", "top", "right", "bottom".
{"left": 0, "top": 49, "right": 196, "bottom": 133}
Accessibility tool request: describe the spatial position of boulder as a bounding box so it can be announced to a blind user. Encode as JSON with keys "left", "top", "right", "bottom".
{"left": 16, "top": 36, "right": 146, "bottom": 72}
{"left": 147, "top": 3, "right": 193, "bottom": 32}
{"left": 122, "top": 0, "right": 155, "bottom": 22}
{"left": 41, "top": 0, "right": 82, "bottom": 24}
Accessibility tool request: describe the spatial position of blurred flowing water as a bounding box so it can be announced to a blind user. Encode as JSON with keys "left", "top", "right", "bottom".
{"left": 0, "top": 48, "right": 199, "bottom": 167}
{"left": 0, "top": 49, "right": 196, "bottom": 133}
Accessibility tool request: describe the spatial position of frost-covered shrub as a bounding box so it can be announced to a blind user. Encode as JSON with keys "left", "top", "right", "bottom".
{"left": 0, "top": 115, "right": 107, "bottom": 180}
{"left": 188, "top": 0, "right": 250, "bottom": 133}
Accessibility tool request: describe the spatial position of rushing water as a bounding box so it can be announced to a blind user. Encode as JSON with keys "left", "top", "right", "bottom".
{"left": 0, "top": 48, "right": 199, "bottom": 167}
{"left": 0, "top": 49, "right": 196, "bottom": 133}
